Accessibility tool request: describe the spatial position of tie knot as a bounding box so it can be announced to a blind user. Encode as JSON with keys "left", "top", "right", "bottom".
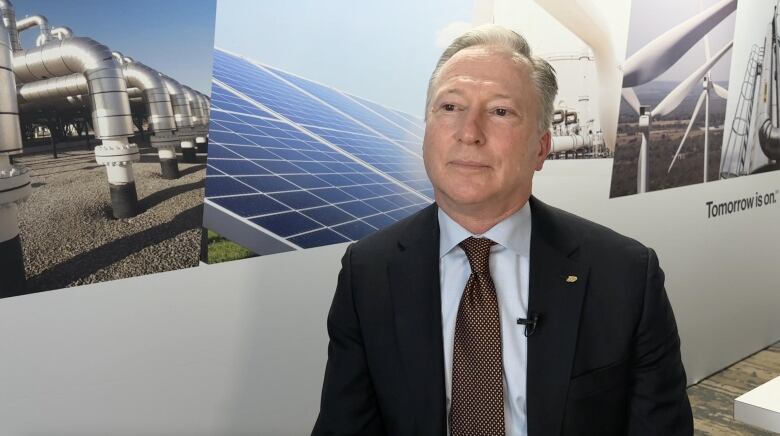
{"left": 459, "top": 237, "right": 496, "bottom": 274}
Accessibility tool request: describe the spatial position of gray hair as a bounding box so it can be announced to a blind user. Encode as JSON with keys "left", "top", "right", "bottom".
{"left": 425, "top": 24, "right": 558, "bottom": 133}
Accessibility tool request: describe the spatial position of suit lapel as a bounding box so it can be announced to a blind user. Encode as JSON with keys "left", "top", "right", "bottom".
{"left": 388, "top": 203, "right": 447, "bottom": 436}
{"left": 526, "top": 197, "right": 589, "bottom": 436}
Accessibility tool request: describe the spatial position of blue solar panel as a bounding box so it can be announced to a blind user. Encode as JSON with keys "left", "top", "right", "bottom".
{"left": 204, "top": 49, "right": 434, "bottom": 255}
{"left": 213, "top": 50, "right": 432, "bottom": 196}
{"left": 213, "top": 51, "right": 363, "bottom": 133}
{"left": 268, "top": 66, "right": 422, "bottom": 153}
{"left": 210, "top": 84, "right": 277, "bottom": 119}
{"left": 347, "top": 93, "right": 426, "bottom": 140}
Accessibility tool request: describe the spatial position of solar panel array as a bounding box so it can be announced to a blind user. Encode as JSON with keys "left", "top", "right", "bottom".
{"left": 204, "top": 49, "right": 433, "bottom": 254}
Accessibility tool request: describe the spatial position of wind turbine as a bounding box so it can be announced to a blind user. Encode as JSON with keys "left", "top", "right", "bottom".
{"left": 621, "top": 0, "right": 736, "bottom": 193}
{"left": 667, "top": 13, "right": 730, "bottom": 181}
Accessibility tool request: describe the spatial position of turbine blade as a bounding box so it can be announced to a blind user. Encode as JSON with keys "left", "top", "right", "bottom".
{"left": 622, "top": 0, "right": 736, "bottom": 87}
{"left": 622, "top": 88, "right": 642, "bottom": 115}
{"left": 701, "top": 0, "right": 712, "bottom": 60}
{"left": 652, "top": 41, "right": 733, "bottom": 118}
{"left": 668, "top": 90, "right": 707, "bottom": 172}
{"left": 713, "top": 82, "right": 729, "bottom": 98}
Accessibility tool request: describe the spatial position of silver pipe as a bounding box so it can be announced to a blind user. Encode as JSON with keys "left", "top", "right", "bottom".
{"left": 50, "top": 26, "right": 72, "bottom": 40}
{"left": 181, "top": 85, "right": 203, "bottom": 128}
{"left": 550, "top": 135, "right": 593, "bottom": 154}
{"left": 116, "top": 55, "right": 180, "bottom": 176}
{"left": 0, "top": 0, "right": 20, "bottom": 51}
{"left": 111, "top": 50, "right": 125, "bottom": 65}
{"left": 18, "top": 94, "right": 87, "bottom": 111}
{"left": 122, "top": 61, "right": 176, "bottom": 133}
{"left": 198, "top": 92, "right": 210, "bottom": 126}
{"left": 0, "top": 10, "right": 31, "bottom": 288}
{"left": 13, "top": 37, "right": 142, "bottom": 218}
{"left": 39, "top": 26, "right": 71, "bottom": 46}
{"left": 0, "top": 12, "right": 22, "bottom": 154}
{"left": 13, "top": 37, "right": 134, "bottom": 139}
{"left": 160, "top": 75, "right": 194, "bottom": 131}
{"left": 758, "top": 22, "right": 780, "bottom": 160}
{"left": 16, "top": 73, "right": 88, "bottom": 105}
{"left": 16, "top": 15, "right": 51, "bottom": 46}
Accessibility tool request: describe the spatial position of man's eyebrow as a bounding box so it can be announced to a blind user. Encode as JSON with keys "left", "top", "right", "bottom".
{"left": 438, "top": 89, "right": 516, "bottom": 101}
{"left": 440, "top": 88, "right": 465, "bottom": 96}
{"left": 488, "top": 93, "right": 515, "bottom": 101}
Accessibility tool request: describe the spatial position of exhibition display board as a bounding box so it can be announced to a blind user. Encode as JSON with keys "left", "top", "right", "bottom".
{"left": 0, "top": 0, "right": 778, "bottom": 434}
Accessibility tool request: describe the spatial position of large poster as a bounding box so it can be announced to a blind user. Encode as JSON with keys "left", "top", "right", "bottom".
{"left": 720, "top": 0, "right": 780, "bottom": 178}
{"left": 0, "top": 0, "right": 216, "bottom": 298}
{"left": 1, "top": 1, "right": 778, "bottom": 435}
{"left": 610, "top": 0, "right": 739, "bottom": 197}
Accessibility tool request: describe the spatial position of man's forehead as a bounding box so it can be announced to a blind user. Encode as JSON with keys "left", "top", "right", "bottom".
{"left": 435, "top": 45, "right": 531, "bottom": 92}
{"left": 446, "top": 45, "right": 525, "bottom": 67}
{"left": 439, "top": 45, "right": 529, "bottom": 79}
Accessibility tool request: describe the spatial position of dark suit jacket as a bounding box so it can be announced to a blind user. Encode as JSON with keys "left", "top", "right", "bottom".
{"left": 312, "top": 197, "right": 693, "bottom": 436}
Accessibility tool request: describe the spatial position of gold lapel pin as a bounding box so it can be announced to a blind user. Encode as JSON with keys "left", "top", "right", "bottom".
{"left": 565, "top": 275, "right": 578, "bottom": 283}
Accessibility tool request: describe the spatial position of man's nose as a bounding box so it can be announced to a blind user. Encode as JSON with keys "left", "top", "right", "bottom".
{"left": 456, "top": 110, "right": 486, "bottom": 146}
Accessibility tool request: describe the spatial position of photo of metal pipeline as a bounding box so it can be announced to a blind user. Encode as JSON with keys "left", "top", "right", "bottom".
{"left": 0, "top": 0, "right": 215, "bottom": 298}
{"left": 610, "top": 0, "right": 737, "bottom": 197}
{"left": 545, "top": 53, "right": 610, "bottom": 159}
{"left": 720, "top": 1, "right": 780, "bottom": 177}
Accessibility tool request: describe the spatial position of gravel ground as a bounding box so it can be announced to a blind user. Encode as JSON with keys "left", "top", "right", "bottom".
{"left": 15, "top": 141, "right": 205, "bottom": 294}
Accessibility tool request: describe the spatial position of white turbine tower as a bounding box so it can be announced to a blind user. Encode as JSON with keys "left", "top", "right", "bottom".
{"left": 621, "top": 0, "right": 736, "bottom": 193}
{"left": 667, "top": 12, "right": 730, "bottom": 181}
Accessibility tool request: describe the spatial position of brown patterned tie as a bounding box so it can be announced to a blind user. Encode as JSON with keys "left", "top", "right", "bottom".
{"left": 451, "top": 237, "right": 505, "bottom": 436}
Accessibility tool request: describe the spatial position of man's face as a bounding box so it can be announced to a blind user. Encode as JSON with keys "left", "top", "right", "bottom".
{"left": 423, "top": 46, "right": 550, "bottom": 215}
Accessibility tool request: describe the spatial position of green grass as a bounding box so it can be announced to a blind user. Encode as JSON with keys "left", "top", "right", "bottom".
{"left": 207, "top": 230, "right": 256, "bottom": 264}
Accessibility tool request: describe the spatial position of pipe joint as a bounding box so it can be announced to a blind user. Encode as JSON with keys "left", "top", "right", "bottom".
{"left": 16, "top": 14, "right": 51, "bottom": 46}
{"left": 0, "top": 164, "right": 31, "bottom": 206}
{"left": 50, "top": 26, "right": 72, "bottom": 40}
{"left": 150, "top": 131, "right": 179, "bottom": 149}
{"left": 94, "top": 139, "right": 140, "bottom": 167}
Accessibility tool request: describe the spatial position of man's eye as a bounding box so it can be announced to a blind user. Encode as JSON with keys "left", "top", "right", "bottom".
{"left": 494, "top": 108, "right": 508, "bottom": 116}
{"left": 442, "top": 103, "right": 456, "bottom": 111}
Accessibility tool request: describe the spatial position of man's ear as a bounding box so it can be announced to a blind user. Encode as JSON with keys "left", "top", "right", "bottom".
{"left": 535, "top": 130, "right": 551, "bottom": 171}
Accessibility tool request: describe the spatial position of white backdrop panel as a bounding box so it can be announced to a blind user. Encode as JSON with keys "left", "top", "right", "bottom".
{"left": 0, "top": 160, "right": 779, "bottom": 435}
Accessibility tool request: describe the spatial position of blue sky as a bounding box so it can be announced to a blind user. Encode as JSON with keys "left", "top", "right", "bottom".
{"left": 14, "top": 0, "right": 216, "bottom": 94}
{"left": 214, "top": 0, "right": 473, "bottom": 118}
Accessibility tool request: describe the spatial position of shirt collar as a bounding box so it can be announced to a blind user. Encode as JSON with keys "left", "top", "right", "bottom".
{"left": 438, "top": 202, "right": 532, "bottom": 258}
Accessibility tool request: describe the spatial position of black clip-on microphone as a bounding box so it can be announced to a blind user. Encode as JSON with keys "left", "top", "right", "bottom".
{"left": 517, "top": 312, "right": 540, "bottom": 337}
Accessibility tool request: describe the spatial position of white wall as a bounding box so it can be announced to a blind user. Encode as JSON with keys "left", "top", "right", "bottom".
{"left": 1, "top": 159, "right": 778, "bottom": 435}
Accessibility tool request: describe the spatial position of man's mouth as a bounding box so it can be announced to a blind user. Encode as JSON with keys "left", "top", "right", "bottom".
{"left": 449, "top": 160, "right": 490, "bottom": 169}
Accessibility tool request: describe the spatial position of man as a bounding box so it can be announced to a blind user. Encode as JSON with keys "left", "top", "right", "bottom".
{"left": 312, "top": 25, "right": 692, "bottom": 436}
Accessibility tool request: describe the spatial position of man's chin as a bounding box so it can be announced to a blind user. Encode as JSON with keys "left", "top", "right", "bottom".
{"left": 436, "top": 190, "right": 494, "bottom": 209}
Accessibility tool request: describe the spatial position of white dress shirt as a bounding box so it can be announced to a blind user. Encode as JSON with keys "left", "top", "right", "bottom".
{"left": 439, "top": 204, "right": 531, "bottom": 436}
